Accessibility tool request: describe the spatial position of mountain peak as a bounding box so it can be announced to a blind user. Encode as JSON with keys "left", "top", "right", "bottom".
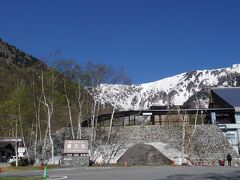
{"left": 97, "top": 64, "right": 240, "bottom": 110}
{"left": 232, "top": 64, "right": 240, "bottom": 69}
{"left": 0, "top": 38, "right": 43, "bottom": 68}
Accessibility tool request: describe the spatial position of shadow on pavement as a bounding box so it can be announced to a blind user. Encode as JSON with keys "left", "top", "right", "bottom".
{"left": 158, "top": 170, "right": 240, "bottom": 180}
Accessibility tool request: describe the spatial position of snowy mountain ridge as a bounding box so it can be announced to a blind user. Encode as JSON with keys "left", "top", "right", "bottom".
{"left": 97, "top": 64, "right": 240, "bottom": 110}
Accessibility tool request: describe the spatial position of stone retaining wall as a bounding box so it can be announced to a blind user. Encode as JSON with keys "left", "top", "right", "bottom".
{"left": 53, "top": 125, "right": 235, "bottom": 162}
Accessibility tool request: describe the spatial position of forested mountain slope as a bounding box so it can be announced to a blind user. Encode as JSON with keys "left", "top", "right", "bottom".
{"left": 0, "top": 39, "right": 91, "bottom": 144}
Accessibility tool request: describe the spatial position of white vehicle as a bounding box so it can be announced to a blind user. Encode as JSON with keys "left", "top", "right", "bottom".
{"left": 8, "top": 156, "right": 21, "bottom": 163}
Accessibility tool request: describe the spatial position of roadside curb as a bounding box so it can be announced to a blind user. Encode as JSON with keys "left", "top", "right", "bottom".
{"left": 47, "top": 176, "right": 68, "bottom": 180}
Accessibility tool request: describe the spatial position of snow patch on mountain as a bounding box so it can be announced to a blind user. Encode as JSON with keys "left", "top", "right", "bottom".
{"left": 97, "top": 64, "right": 240, "bottom": 110}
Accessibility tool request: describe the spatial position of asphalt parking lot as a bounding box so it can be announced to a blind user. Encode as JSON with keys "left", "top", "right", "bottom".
{"left": 0, "top": 166, "right": 240, "bottom": 180}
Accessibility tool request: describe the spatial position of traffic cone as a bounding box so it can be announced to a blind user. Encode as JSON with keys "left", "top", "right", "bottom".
{"left": 42, "top": 166, "right": 48, "bottom": 179}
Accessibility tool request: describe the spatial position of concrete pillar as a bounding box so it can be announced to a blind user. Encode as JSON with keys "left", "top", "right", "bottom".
{"left": 211, "top": 112, "right": 216, "bottom": 124}
{"left": 237, "top": 129, "right": 240, "bottom": 155}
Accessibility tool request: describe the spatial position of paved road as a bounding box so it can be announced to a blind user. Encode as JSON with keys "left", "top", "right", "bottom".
{"left": 0, "top": 166, "right": 240, "bottom": 180}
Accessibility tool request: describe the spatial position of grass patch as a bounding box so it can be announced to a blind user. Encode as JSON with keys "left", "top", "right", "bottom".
{"left": 0, "top": 176, "right": 41, "bottom": 180}
{"left": 2, "top": 165, "right": 59, "bottom": 173}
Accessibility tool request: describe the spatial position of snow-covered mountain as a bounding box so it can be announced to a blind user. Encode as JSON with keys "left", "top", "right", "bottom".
{"left": 97, "top": 64, "right": 240, "bottom": 110}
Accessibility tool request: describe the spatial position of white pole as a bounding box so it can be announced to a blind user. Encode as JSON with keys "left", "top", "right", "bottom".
{"left": 15, "top": 118, "right": 18, "bottom": 167}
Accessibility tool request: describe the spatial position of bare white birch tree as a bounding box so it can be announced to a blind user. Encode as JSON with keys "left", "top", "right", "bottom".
{"left": 13, "top": 81, "right": 30, "bottom": 163}
{"left": 15, "top": 116, "right": 18, "bottom": 167}
{"left": 63, "top": 80, "right": 75, "bottom": 139}
{"left": 177, "top": 107, "right": 188, "bottom": 165}
{"left": 80, "top": 61, "right": 131, "bottom": 162}
{"left": 90, "top": 99, "right": 97, "bottom": 159}
{"left": 32, "top": 76, "right": 42, "bottom": 160}
{"left": 40, "top": 71, "right": 55, "bottom": 164}
{"left": 76, "top": 81, "right": 84, "bottom": 139}
{"left": 186, "top": 109, "right": 198, "bottom": 159}
{"left": 106, "top": 106, "right": 116, "bottom": 145}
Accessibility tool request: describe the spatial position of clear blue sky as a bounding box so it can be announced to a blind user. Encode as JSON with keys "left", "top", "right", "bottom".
{"left": 1, "top": 0, "right": 240, "bottom": 84}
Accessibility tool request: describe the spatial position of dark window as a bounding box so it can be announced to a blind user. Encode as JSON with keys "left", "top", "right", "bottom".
{"left": 1, "top": 151, "right": 5, "bottom": 156}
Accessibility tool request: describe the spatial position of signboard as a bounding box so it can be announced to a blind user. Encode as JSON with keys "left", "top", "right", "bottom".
{"left": 142, "top": 112, "right": 152, "bottom": 116}
{"left": 18, "top": 147, "right": 26, "bottom": 158}
{"left": 18, "top": 147, "right": 26, "bottom": 153}
{"left": 64, "top": 140, "right": 89, "bottom": 154}
{"left": 0, "top": 137, "right": 23, "bottom": 142}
